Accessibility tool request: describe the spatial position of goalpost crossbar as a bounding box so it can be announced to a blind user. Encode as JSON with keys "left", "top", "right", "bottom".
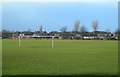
{"left": 18, "top": 34, "right": 55, "bottom": 48}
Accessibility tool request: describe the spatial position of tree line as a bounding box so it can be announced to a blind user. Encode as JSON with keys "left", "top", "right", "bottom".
{"left": 1, "top": 20, "right": 119, "bottom": 39}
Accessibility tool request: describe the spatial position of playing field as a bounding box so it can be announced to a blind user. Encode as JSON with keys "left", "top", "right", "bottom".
{"left": 2, "top": 39, "right": 118, "bottom": 75}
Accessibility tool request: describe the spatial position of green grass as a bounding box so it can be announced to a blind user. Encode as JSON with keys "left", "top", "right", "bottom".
{"left": 2, "top": 39, "right": 118, "bottom": 75}
{"left": 0, "top": 39, "right": 2, "bottom": 76}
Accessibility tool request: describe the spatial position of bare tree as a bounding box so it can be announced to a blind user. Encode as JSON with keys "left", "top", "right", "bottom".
{"left": 79, "top": 25, "right": 87, "bottom": 33}
{"left": 2, "top": 29, "right": 13, "bottom": 39}
{"left": 73, "top": 20, "right": 80, "bottom": 32}
{"left": 60, "top": 26, "right": 67, "bottom": 32}
{"left": 115, "top": 28, "right": 120, "bottom": 34}
{"left": 26, "top": 28, "right": 32, "bottom": 35}
{"left": 106, "top": 29, "right": 111, "bottom": 33}
{"left": 92, "top": 20, "right": 98, "bottom": 32}
{"left": 39, "top": 25, "right": 43, "bottom": 33}
{"left": 27, "top": 28, "right": 31, "bottom": 32}
{"left": 79, "top": 25, "right": 87, "bottom": 39}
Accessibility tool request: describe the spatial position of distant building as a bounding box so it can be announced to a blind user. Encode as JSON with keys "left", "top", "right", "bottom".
{"left": 11, "top": 31, "right": 119, "bottom": 40}
{"left": 12, "top": 33, "right": 18, "bottom": 39}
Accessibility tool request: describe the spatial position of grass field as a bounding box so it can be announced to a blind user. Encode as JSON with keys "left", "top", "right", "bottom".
{"left": 2, "top": 39, "right": 118, "bottom": 75}
{"left": 0, "top": 40, "right": 2, "bottom": 76}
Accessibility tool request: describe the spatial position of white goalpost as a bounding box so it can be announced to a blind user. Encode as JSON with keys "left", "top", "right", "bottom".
{"left": 52, "top": 36, "right": 54, "bottom": 48}
{"left": 19, "top": 34, "right": 21, "bottom": 47}
{"left": 18, "top": 34, "right": 55, "bottom": 48}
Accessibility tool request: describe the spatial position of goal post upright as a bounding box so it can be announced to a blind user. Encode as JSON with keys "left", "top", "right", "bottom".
{"left": 19, "top": 34, "right": 21, "bottom": 47}
{"left": 52, "top": 36, "right": 54, "bottom": 48}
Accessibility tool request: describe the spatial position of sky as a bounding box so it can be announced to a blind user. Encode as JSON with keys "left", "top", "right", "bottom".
{"left": 1, "top": 2, "right": 118, "bottom": 32}
{"left": 0, "top": 0, "right": 119, "bottom": 2}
